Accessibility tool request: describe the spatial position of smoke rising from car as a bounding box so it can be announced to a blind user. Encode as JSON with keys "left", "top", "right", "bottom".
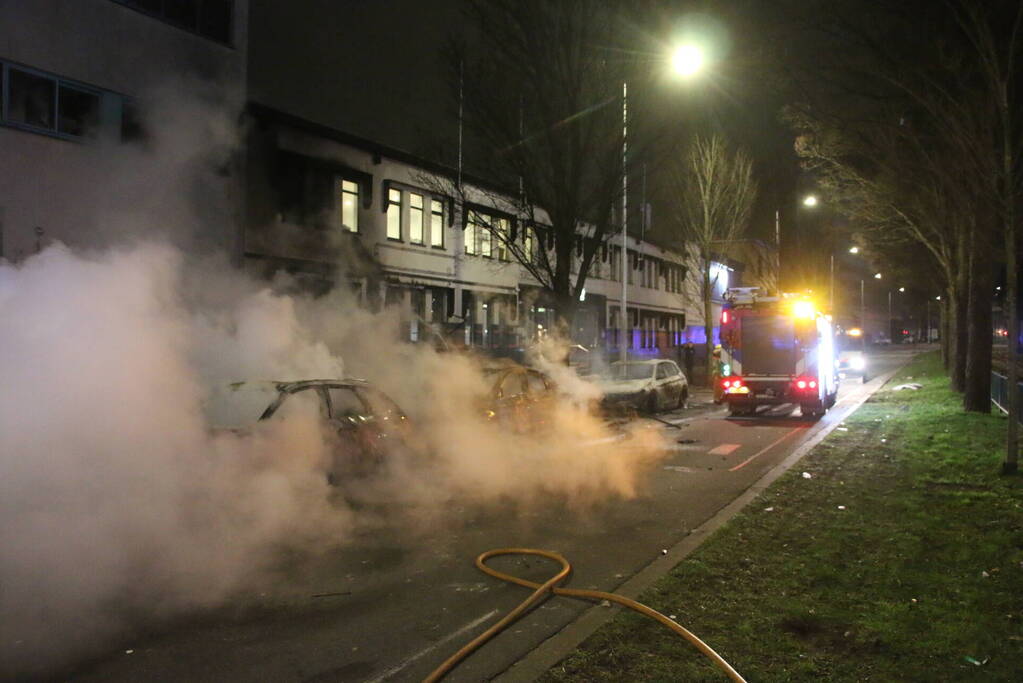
{"left": 0, "top": 89, "right": 671, "bottom": 678}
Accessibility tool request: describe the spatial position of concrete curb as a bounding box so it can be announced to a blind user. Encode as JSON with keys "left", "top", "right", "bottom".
{"left": 493, "top": 364, "right": 907, "bottom": 682}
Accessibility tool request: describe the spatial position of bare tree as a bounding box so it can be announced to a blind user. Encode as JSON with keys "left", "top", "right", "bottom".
{"left": 445, "top": 0, "right": 644, "bottom": 344}
{"left": 666, "top": 134, "right": 758, "bottom": 384}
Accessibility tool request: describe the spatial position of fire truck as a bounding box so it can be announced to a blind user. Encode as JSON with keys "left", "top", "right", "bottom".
{"left": 718, "top": 288, "right": 839, "bottom": 419}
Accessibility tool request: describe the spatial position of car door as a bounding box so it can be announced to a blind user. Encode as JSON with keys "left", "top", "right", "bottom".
{"left": 325, "top": 385, "right": 380, "bottom": 473}
{"left": 654, "top": 362, "right": 672, "bottom": 406}
{"left": 524, "top": 370, "right": 555, "bottom": 430}
{"left": 663, "top": 361, "right": 684, "bottom": 402}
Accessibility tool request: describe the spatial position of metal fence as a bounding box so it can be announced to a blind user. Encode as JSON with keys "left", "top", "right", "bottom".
{"left": 990, "top": 371, "right": 1023, "bottom": 423}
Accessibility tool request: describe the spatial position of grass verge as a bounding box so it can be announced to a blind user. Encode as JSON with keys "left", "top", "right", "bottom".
{"left": 541, "top": 352, "right": 1023, "bottom": 681}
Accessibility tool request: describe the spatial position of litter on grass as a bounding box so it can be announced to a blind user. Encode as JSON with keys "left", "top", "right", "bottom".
{"left": 802, "top": 472, "right": 812, "bottom": 479}
{"left": 893, "top": 383, "right": 923, "bottom": 391}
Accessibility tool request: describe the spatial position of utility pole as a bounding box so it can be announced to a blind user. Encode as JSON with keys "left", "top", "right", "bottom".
{"left": 619, "top": 81, "right": 628, "bottom": 364}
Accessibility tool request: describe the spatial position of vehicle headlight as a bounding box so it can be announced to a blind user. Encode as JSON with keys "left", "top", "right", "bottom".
{"left": 851, "top": 357, "right": 866, "bottom": 370}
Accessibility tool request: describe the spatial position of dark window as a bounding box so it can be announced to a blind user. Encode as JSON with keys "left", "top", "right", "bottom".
{"left": 328, "top": 387, "right": 367, "bottom": 420}
{"left": 58, "top": 85, "right": 100, "bottom": 137}
{"left": 8, "top": 69, "right": 56, "bottom": 130}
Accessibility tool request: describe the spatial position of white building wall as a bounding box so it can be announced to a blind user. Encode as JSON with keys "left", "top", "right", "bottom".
{"left": 0, "top": 0, "right": 248, "bottom": 261}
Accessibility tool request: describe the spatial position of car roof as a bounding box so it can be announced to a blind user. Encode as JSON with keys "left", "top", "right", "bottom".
{"left": 610, "top": 359, "right": 663, "bottom": 366}
{"left": 226, "top": 378, "right": 370, "bottom": 393}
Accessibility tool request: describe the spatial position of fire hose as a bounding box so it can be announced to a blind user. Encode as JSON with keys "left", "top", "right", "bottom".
{"left": 423, "top": 548, "right": 746, "bottom": 683}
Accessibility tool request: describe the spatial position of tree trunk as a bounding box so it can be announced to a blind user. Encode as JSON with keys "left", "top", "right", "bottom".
{"left": 949, "top": 231, "right": 965, "bottom": 392}
{"left": 940, "top": 296, "right": 951, "bottom": 369}
{"left": 963, "top": 226, "right": 993, "bottom": 413}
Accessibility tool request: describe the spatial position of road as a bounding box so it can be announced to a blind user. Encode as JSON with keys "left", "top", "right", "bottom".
{"left": 71, "top": 348, "right": 916, "bottom": 683}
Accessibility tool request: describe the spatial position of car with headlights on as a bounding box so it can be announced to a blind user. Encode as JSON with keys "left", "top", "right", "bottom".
{"left": 836, "top": 330, "right": 869, "bottom": 382}
{"left": 595, "top": 359, "right": 689, "bottom": 414}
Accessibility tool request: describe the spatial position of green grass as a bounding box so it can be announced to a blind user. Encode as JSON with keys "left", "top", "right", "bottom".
{"left": 541, "top": 353, "right": 1023, "bottom": 681}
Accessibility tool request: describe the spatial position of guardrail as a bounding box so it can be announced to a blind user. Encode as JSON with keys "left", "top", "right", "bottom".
{"left": 990, "top": 371, "right": 1023, "bottom": 423}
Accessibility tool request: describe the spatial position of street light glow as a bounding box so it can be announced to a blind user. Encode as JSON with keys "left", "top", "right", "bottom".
{"left": 874, "top": 273, "right": 882, "bottom": 279}
{"left": 670, "top": 44, "right": 704, "bottom": 77}
{"left": 803, "top": 195, "right": 818, "bottom": 207}
{"left": 848, "top": 246, "right": 859, "bottom": 254}
{"left": 898, "top": 287, "right": 905, "bottom": 292}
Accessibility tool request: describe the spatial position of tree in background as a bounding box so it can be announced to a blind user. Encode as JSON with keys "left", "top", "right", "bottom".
{"left": 445, "top": 0, "right": 644, "bottom": 345}
{"left": 666, "top": 134, "right": 757, "bottom": 385}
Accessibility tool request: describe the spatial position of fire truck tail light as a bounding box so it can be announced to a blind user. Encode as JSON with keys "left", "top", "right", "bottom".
{"left": 809, "top": 380, "right": 817, "bottom": 389}
{"left": 796, "top": 379, "right": 807, "bottom": 389}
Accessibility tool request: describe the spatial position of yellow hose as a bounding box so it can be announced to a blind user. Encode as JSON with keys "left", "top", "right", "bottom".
{"left": 423, "top": 548, "right": 746, "bottom": 683}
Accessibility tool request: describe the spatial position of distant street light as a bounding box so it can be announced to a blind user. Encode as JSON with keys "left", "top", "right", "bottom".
{"left": 898, "top": 287, "right": 905, "bottom": 292}
{"left": 874, "top": 272, "right": 882, "bottom": 279}
{"left": 848, "top": 246, "right": 860, "bottom": 254}
{"left": 803, "top": 195, "right": 819, "bottom": 207}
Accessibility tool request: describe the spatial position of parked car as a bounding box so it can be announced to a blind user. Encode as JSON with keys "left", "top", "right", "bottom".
{"left": 480, "top": 362, "right": 558, "bottom": 433}
{"left": 595, "top": 359, "right": 689, "bottom": 414}
{"left": 205, "top": 379, "right": 413, "bottom": 483}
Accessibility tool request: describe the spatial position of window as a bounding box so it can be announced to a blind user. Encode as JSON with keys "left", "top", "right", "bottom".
{"left": 8, "top": 68, "right": 55, "bottom": 130}
{"left": 340, "top": 179, "right": 359, "bottom": 232}
{"left": 327, "top": 387, "right": 367, "bottom": 420}
{"left": 479, "top": 218, "right": 493, "bottom": 258}
{"left": 114, "top": 0, "right": 234, "bottom": 44}
{"left": 409, "top": 193, "right": 424, "bottom": 244}
{"left": 495, "top": 217, "right": 510, "bottom": 261}
{"left": 465, "top": 214, "right": 478, "bottom": 255}
{"left": 523, "top": 225, "right": 534, "bottom": 264}
{"left": 386, "top": 188, "right": 402, "bottom": 240}
{"left": 430, "top": 199, "right": 444, "bottom": 247}
{"left": 4, "top": 65, "right": 102, "bottom": 139}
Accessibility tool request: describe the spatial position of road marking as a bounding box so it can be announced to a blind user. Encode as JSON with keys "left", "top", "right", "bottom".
{"left": 708, "top": 443, "right": 740, "bottom": 455}
{"left": 366, "top": 609, "right": 500, "bottom": 682}
{"left": 729, "top": 427, "right": 802, "bottom": 472}
{"left": 663, "top": 465, "right": 697, "bottom": 473}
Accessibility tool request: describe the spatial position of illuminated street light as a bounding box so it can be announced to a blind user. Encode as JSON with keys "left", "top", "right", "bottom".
{"left": 898, "top": 287, "right": 905, "bottom": 292}
{"left": 848, "top": 246, "right": 859, "bottom": 254}
{"left": 670, "top": 44, "right": 704, "bottom": 77}
{"left": 874, "top": 273, "right": 882, "bottom": 279}
{"left": 803, "top": 195, "right": 819, "bottom": 207}
{"left": 621, "top": 45, "right": 704, "bottom": 363}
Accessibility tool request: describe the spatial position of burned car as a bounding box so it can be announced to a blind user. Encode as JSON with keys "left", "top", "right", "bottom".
{"left": 205, "top": 379, "right": 412, "bottom": 483}
{"left": 480, "top": 362, "right": 558, "bottom": 434}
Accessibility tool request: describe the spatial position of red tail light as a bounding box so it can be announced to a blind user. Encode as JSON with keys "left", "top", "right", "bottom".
{"left": 722, "top": 376, "right": 743, "bottom": 389}
{"left": 794, "top": 377, "right": 818, "bottom": 391}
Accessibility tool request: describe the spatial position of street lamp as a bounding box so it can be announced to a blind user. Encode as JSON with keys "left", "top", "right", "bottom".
{"left": 803, "top": 194, "right": 819, "bottom": 207}
{"left": 620, "top": 44, "right": 704, "bottom": 363}
{"left": 849, "top": 246, "right": 860, "bottom": 254}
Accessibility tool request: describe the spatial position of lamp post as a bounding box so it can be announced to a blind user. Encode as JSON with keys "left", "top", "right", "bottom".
{"left": 619, "top": 45, "right": 703, "bottom": 363}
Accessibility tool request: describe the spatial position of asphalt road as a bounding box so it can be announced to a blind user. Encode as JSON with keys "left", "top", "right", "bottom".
{"left": 70, "top": 348, "right": 917, "bottom": 683}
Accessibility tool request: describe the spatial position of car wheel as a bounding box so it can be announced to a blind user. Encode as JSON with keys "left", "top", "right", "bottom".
{"left": 677, "top": 386, "right": 688, "bottom": 410}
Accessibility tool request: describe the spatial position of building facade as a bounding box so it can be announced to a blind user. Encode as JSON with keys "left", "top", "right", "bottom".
{"left": 243, "top": 104, "right": 736, "bottom": 363}
{"left": 0, "top": 0, "right": 248, "bottom": 260}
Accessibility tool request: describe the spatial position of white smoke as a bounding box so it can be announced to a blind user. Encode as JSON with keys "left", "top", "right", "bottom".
{"left": 0, "top": 79, "right": 670, "bottom": 678}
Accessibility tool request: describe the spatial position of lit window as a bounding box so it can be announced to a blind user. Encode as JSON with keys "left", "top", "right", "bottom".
{"left": 387, "top": 188, "right": 402, "bottom": 240}
{"left": 496, "top": 217, "right": 509, "bottom": 261}
{"left": 340, "top": 180, "right": 359, "bottom": 232}
{"left": 480, "top": 218, "right": 492, "bottom": 257}
{"left": 410, "top": 193, "right": 424, "bottom": 244}
{"left": 430, "top": 199, "right": 444, "bottom": 247}
{"left": 465, "top": 213, "right": 478, "bottom": 255}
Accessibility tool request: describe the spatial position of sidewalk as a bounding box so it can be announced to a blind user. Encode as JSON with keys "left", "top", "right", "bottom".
{"left": 536, "top": 351, "right": 1023, "bottom": 681}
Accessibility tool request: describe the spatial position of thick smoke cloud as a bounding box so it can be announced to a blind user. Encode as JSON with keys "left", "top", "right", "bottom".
{"left": 0, "top": 82, "right": 670, "bottom": 677}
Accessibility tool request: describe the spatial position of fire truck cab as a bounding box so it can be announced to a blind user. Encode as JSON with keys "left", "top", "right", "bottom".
{"left": 718, "top": 288, "right": 839, "bottom": 419}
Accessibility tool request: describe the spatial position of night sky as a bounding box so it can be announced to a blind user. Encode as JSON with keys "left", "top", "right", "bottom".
{"left": 248, "top": 0, "right": 801, "bottom": 245}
